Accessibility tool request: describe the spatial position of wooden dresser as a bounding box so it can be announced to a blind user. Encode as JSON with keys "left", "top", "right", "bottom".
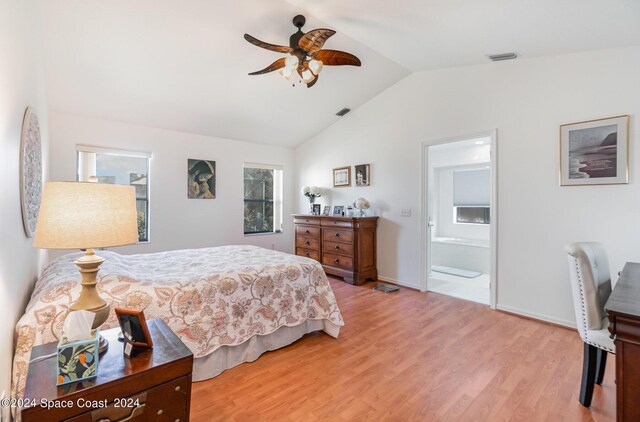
{"left": 293, "top": 214, "right": 378, "bottom": 285}
{"left": 22, "top": 318, "right": 193, "bottom": 422}
{"left": 606, "top": 262, "right": 640, "bottom": 422}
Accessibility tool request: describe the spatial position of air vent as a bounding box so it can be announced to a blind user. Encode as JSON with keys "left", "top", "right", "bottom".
{"left": 487, "top": 52, "right": 518, "bottom": 62}
{"left": 336, "top": 108, "right": 351, "bottom": 117}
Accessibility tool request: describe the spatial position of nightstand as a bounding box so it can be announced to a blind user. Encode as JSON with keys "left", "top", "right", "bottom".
{"left": 21, "top": 318, "right": 193, "bottom": 422}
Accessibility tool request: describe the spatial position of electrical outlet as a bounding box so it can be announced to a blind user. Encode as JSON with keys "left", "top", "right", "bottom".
{"left": 401, "top": 208, "right": 412, "bottom": 217}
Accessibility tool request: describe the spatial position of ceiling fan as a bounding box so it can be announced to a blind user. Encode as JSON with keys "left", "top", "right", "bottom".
{"left": 244, "top": 15, "right": 361, "bottom": 88}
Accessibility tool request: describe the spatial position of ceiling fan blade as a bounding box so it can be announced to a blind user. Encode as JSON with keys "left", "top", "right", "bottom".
{"left": 316, "top": 50, "right": 361, "bottom": 66}
{"left": 298, "top": 28, "right": 336, "bottom": 53}
{"left": 244, "top": 34, "right": 293, "bottom": 54}
{"left": 248, "top": 58, "right": 287, "bottom": 75}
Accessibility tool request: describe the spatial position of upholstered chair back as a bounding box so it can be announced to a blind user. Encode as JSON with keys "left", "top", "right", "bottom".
{"left": 565, "top": 242, "right": 612, "bottom": 342}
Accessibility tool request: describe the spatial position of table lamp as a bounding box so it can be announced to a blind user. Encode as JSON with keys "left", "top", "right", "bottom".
{"left": 33, "top": 181, "right": 138, "bottom": 353}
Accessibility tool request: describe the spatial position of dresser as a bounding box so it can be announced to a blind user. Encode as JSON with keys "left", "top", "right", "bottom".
{"left": 293, "top": 214, "right": 378, "bottom": 285}
{"left": 22, "top": 319, "right": 193, "bottom": 422}
{"left": 606, "top": 262, "right": 640, "bottom": 422}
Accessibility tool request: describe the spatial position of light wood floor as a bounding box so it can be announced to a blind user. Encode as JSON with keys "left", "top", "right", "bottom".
{"left": 191, "top": 277, "right": 615, "bottom": 421}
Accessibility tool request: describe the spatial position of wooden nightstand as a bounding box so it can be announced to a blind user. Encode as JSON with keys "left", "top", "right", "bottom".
{"left": 21, "top": 319, "right": 193, "bottom": 422}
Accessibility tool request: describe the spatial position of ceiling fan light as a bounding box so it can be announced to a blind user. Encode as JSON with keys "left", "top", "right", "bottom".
{"left": 301, "top": 69, "right": 315, "bottom": 83}
{"left": 284, "top": 55, "right": 299, "bottom": 69}
{"left": 309, "top": 59, "right": 323, "bottom": 75}
{"left": 279, "top": 67, "right": 293, "bottom": 81}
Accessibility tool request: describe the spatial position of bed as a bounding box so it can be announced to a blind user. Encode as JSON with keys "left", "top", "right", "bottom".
{"left": 11, "top": 245, "right": 344, "bottom": 408}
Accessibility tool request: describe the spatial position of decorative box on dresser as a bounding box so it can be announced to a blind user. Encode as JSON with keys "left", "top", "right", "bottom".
{"left": 293, "top": 214, "right": 378, "bottom": 285}
{"left": 21, "top": 318, "right": 193, "bottom": 422}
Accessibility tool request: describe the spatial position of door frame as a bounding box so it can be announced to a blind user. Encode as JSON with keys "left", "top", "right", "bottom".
{"left": 420, "top": 130, "right": 498, "bottom": 308}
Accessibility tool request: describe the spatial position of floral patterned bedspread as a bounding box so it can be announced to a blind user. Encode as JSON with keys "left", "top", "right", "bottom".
{"left": 11, "top": 245, "right": 344, "bottom": 402}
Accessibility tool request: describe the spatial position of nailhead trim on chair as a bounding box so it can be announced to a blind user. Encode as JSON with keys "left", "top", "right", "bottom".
{"left": 572, "top": 255, "right": 615, "bottom": 354}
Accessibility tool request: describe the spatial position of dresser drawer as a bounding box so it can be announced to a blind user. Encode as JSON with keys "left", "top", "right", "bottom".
{"left": 322, "top": 252, "right": 353, "bottom": 270}
{"left": 296, "top": 236, "right": 320, "bottom": 250}
{"left": 293, "top": 217, "right": 320, "bottom": 226}
{"left": 65, "top": 375, "right": 190, "bottom": 422}
{"left": 323, "top": 228, "right": 354, "bottom": 243}
{"left": 323, "top": 240, "right": 354, "bottom": 256}
{"left": 296, "top": 248, "right": 320, "bottom": 261}
{"left": 295, "top": 225, "right": 320, "bottom": 238}
{"left": 321, "top": 219, "right": 353, "bottom": 228}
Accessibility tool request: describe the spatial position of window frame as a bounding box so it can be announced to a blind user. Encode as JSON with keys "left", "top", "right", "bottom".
{"left": 76, "top": 145, "right": 152, "bottom": 243}
{"left": 243, "top": 163, "right": 283, "bottom": 236}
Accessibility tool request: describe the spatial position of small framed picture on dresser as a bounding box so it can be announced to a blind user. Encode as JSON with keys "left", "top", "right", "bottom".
{"left": 332, "top": 205, "right": 344, "bottom": 216}
{"left": 312, "top": 204, "right": 321, "bottom": 215}
{"left": 322, "top": 205, "right": 331, "bottom": 215}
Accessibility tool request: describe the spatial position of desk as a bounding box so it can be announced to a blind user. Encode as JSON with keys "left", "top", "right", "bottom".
{"left": 605, "top": 262, "right": 640, "bottom": 422}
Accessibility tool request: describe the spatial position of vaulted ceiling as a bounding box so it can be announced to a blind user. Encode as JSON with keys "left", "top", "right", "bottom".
{"left": 40, "top": 0, "right": 640, "bottom": 147}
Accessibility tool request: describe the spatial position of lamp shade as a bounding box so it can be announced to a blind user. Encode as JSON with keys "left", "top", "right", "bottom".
{"left": 33, "top": 182, "right": 139, "bottom": 250}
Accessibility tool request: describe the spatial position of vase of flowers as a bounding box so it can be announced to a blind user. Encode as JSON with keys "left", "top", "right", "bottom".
{"left": 354, "top": 197, "right": 370, "bottom": 217}
{"left": 301, "top": 186, "right": 322, "bottom": 214}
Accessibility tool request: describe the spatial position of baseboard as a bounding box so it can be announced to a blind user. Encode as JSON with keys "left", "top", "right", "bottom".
{"left": 378, "top": 275, "right": 421, "bottom": 291}
{"left": 496, "top": 304, "right": 576, "bottom": 329}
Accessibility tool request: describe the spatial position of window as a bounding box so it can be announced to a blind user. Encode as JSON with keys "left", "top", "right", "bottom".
{"left": 244, "top": 164, "right": 283, "bottom": 235}
{"left": 455, "top": 206, "right": 490, "bottom": 224}
{"left": 77, "top": 146, "right": 151, "bottom": 242}
{"left": 453, "top": 168, "right": 490, "bottom": 225}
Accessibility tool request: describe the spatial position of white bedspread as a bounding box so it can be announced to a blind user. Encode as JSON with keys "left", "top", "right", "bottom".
{"left": 11, "top": 245, "right": 344, "bottom": 402}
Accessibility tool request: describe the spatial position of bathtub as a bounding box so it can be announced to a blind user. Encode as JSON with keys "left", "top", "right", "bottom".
{"left": 431, "top": 236, "right": 490, "bottom": 274}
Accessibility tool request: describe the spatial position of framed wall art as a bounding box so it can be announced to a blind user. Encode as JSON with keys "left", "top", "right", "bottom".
{"left": 332, "top": 205, "right": 344, "bottom": 216}
{"left": 354, "top": 164, "right": 370, "bottom": 186}
{"left": 560, "top": 115, "right": 629, "bottom": 186}
{"left": 20, "top": 107, "right": 43, "bottom": 237}
{"left": 333, "top": 166, "right": 351, "bottom": 188}
{"left": 188, "top": 159, "right": 216, "bottom": 198}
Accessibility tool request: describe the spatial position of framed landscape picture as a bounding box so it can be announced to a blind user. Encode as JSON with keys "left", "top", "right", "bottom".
{"left": 333, "top": 166, "right": 351, "bottom": 187}
{"left": 560, "top": 115, "right": 629, "bottom": 186}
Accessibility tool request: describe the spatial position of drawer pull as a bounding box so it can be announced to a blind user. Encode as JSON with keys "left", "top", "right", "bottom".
{"left": 334, "top": 258, "right": 340, "bottom": 264}
{"left": 175, "top": 385, "right": 181, "bottom": 392}
{"left": 334, "top": 233, "right": 340, "bottom": 237}
{"left": 96, "top": 403, "right": 146, "bottom": 422}
{"left": 334, "top": 245, "right": 340, "bottom": 250}
{"left": 305, "top": 253, "right": 310, "bottom": 257}
{"left": 304, "top": 230, "right": 310, "bottom": 234}
{"left": 157, "top": 409, "right": 164, "bottom": 416}
{"left": 304, "top": 240, "right": 310, "bottom": 246}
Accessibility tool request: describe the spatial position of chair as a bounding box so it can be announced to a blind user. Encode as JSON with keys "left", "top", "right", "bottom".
{"left": 565, "top": 242, "right": 615, "bottom": 408}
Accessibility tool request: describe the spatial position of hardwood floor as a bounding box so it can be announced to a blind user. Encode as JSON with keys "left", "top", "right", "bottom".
{"left": 191, "top": 277, "right": 615, "bottom": 421}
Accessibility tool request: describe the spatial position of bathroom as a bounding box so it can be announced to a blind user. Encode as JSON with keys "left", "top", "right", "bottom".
{"left": 426, "top": 136, "right": 492, "bottom": 305}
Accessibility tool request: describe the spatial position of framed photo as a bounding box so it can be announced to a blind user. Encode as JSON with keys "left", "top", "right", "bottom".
{"left": 188, "top": 159, "right": 216, "bottom": 199}
{"left": 332, "top": 205, "right": 344, "bottom": 216}
{"left": 333, "top": 166, "right": 351, "bottom": 187}
{"left": 560, "top": 115, "right": 629, "bottom": 186}
{"left": 322, "top": 205, "right": 331, "bottom": 216}
{"left": 354, "top": 164, "right": 370, "bottom": 186}
{"left": 115, "top": 308, "right": 154, "bottom": 350}
{"left": 312, "top": 204, "right": 321, "bottom": 215}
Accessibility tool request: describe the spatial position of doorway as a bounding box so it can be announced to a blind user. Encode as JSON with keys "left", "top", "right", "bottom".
{"left": 421, "top": 132, "right": 497, "bottom": 307}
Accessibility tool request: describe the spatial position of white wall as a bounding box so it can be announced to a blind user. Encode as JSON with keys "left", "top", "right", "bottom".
{"left": 295, "top": 45, "right": 640, "bottom": 326}
{"left": 48, "top": 111, "right": 295, "bottom": 260}
{"left": 0, "top": 0, "right": 49, "bottom": 417}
